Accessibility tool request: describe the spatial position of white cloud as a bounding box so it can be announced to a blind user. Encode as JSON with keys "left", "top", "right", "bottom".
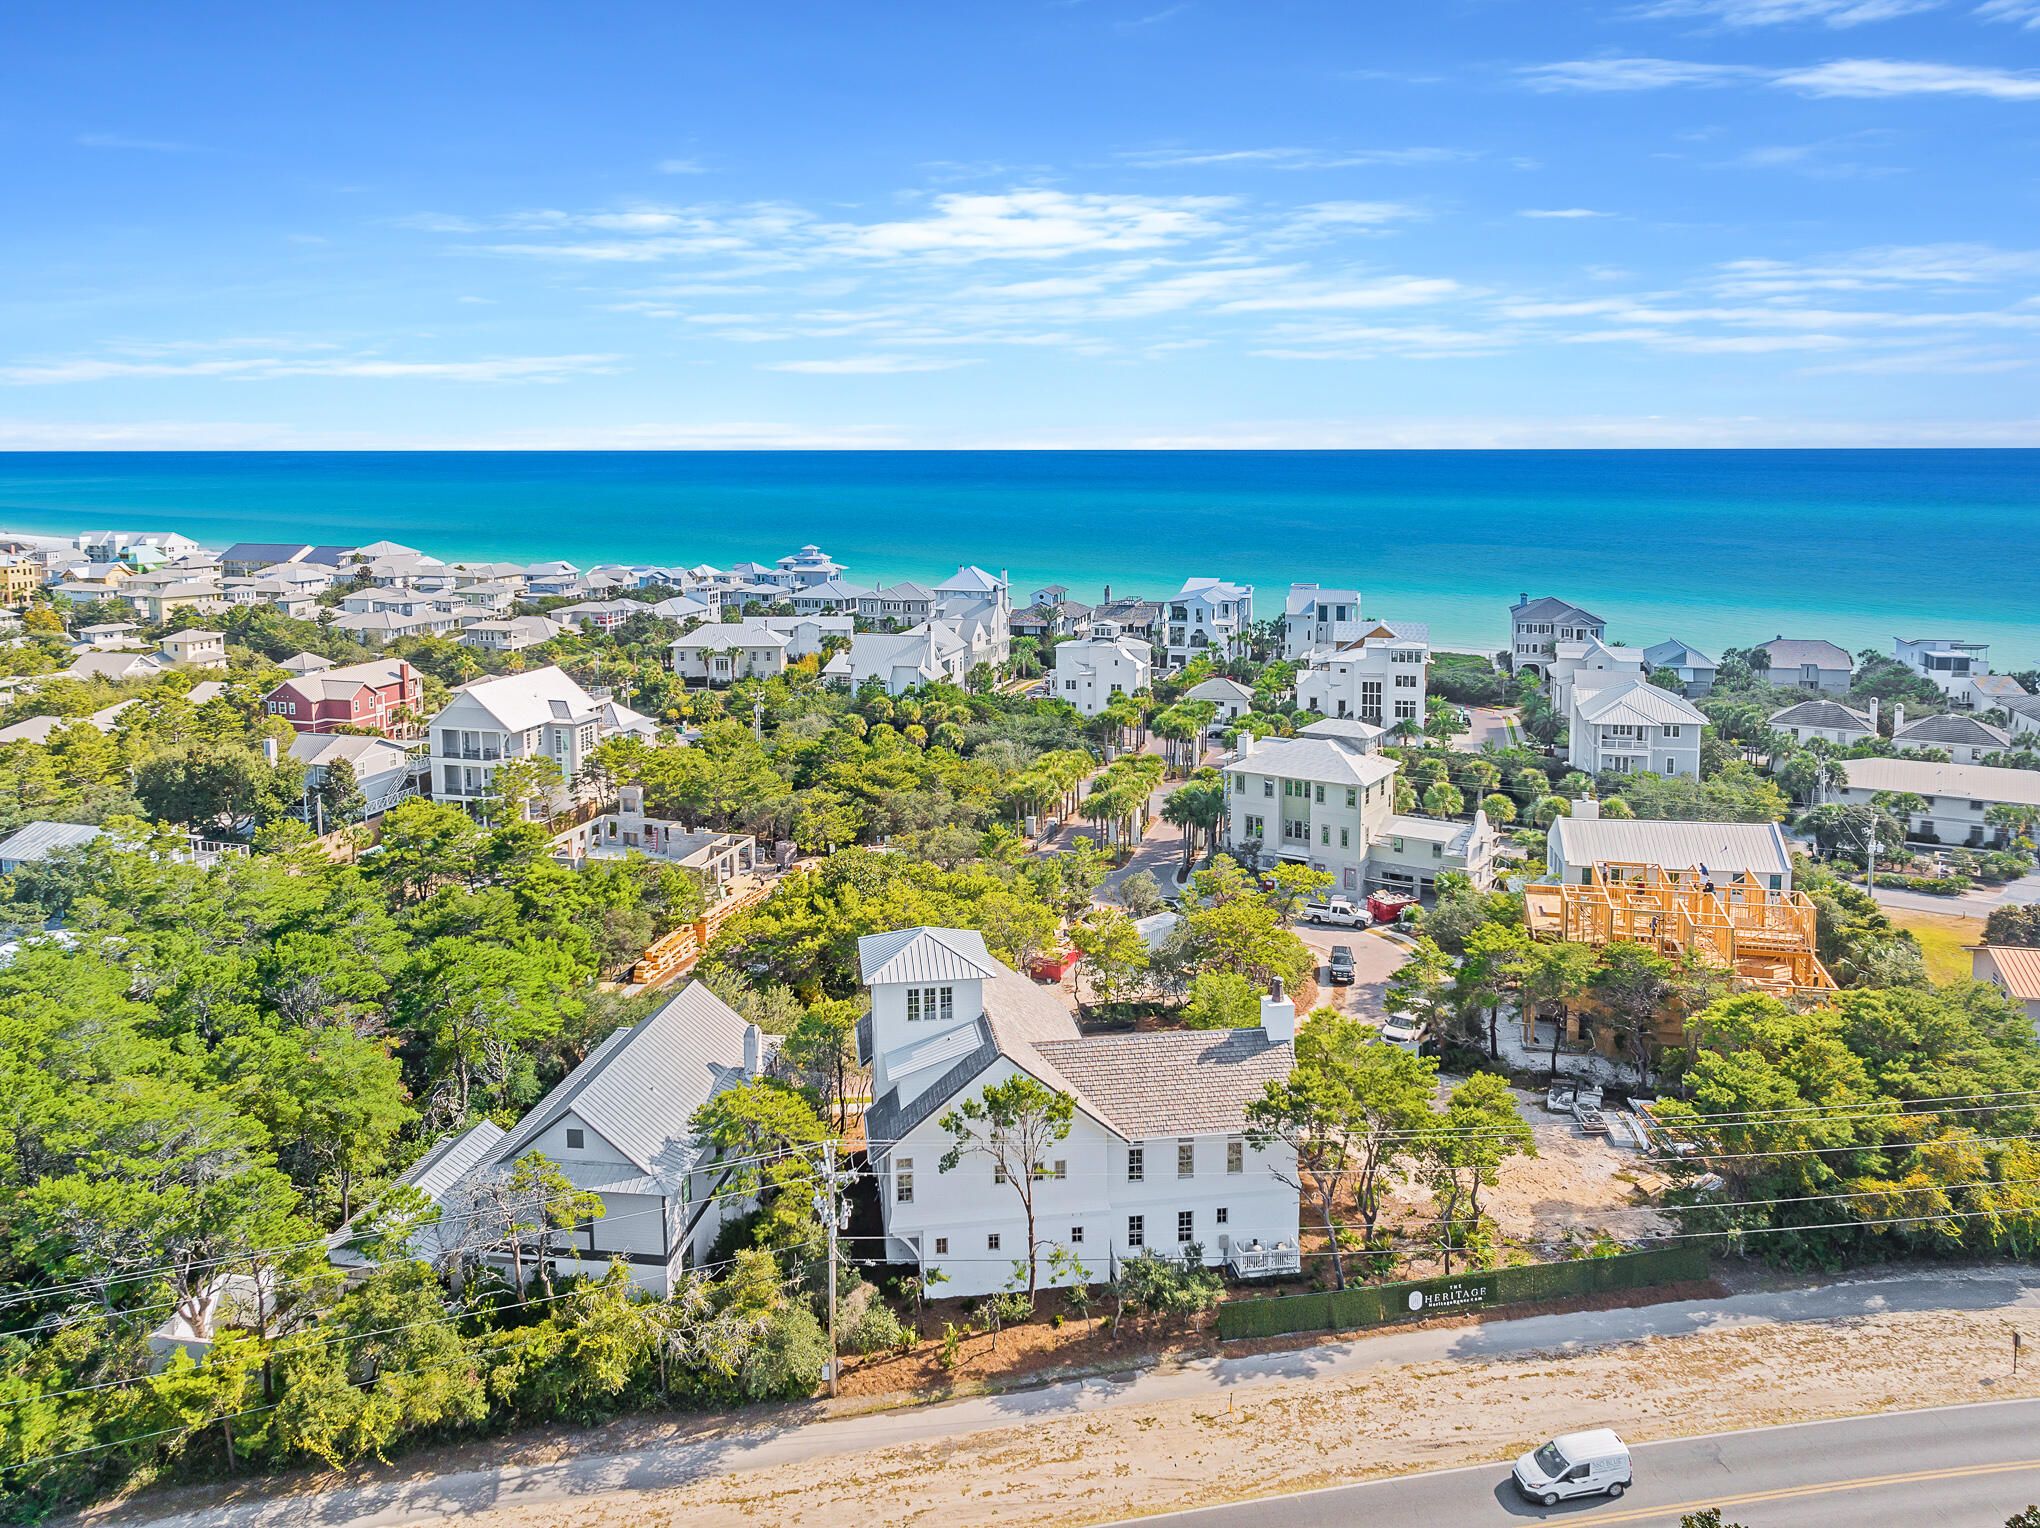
{"left": 1520, "top": 208, "right": 1612, "bottom": 218}
{"left": 837, "top": 191, "right": 1231, "bottom": 260}
{"left": 1118, "top": 145, "right": 1474, "bottom": 169}
{"left": 1520, "top": 57, "right": 1762, "bottom": 90}
{"left": 1978, "top": 0, "right": 2040, "bottom": 27}
{"left": 1630, "top": 0, "right": 1942, "bottom": 26}
{"left": 762, "top": 354, "right": 977, "bottom": 373}
{"left": 0, "top": 353, "right": 618, "bottom": 385}
{"left": 1216, "top": 276, "right": 1464, "bottom": 312}
{"left": 1775, "top": 57, "right": 2040, "bottom": 96}
{"left": 657, "top": 158, "right": 708, "bottom": 174}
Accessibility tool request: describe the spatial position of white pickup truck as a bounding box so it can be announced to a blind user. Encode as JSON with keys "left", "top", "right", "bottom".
{"left": 1301, "top": 897, "right": 1372, "bottom": 928}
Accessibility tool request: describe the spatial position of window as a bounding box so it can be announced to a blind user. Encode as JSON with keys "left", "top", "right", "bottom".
{"left": 1127, "top": 1147, "right": 1144, "bottom": 1182}
{"left": 1216, "top": 1206, "right": 1229, "bottom": 1224}
{"left": 907, "top": 987, "right": 921, "bottom": 1022}
{"left": 1661, "top": 725, "right": 1683, "bottom": 738}
{"left": 1177, "top": 1210, "right": 1195, "bottom": 1243}
{"left": 934, "top": 1237, "right": 948, "bottom": 1255}
{"left": 1127, "top": 1215, "right": 1145, "bottom": 1247}
{"left": 1233, "top": 775, "right": 1246, "bottom": 794}
{"left": 1321, "top": 824, "right": 1330, "bottom": 844}
{"left": 1227, "top": 1138, "right": 1244, "bottom": 1174}
{"left": 1178, "top": 1138, "right": 1195, "bottom": 1178}
{"left": 1340, "top": 827, "right": 1350, "bottom": 848}
{"left": 1395, "top": 673, "right": 1417, "bottom": 688}
{"left": 1395, "top": 699, "right": 1418, "bottom": 721}
{"left": 565, "top": 1128, "right": 584, "bottom": 1149}
{"left": 1064, "top": 679, "right": 1076, "bottom": 690}
{"left": 986, "top": 1233, "right": 1000, "bottom": 1251}
{"left": 1245, "top": 814, "right": 1265, "bottom": 838}
{"left": 1314, "top": 784, "right": 1325, "bottom": 804}
{"left": 940, "top": 986, "right": 954, "bottom": 1022}
{"left": 1053, "top": 1159, "right": 1067, "bottom": 1179}
{"left": 1263, "top": 779, "right": 1274, "bottom": 797}
{"left": 993, "top": 1163, "right": 1007, "bottom": 1184}
{"left": 897, "top": 1158, "right": 914, "bottom": 1204}
{"left": 577, "top": 1216, "right": 597, "bottom": 1253}
{"left": 1346, "top": 788, "right": 1357, "bottom": 807}
{"left": 1071, "top": 1225, "right": 1084, "bottom": 1243}
{"left": 1432, "top": 843, "right": 1444, "bottom": 859}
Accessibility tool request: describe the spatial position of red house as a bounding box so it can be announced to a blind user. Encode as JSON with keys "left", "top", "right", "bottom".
{"left": 262, "top": 658, "right": 422, "bottom": 737}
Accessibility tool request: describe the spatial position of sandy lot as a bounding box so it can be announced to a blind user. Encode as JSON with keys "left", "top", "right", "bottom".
{"left": 414, "top": 1300, "right": 2040, "bottom": 1528}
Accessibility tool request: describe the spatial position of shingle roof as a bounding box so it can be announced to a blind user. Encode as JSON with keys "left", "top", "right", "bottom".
{"left": 1982, "top": 946, "right": 2040, "bottom": 1002}
{"left": 1840, "top": 757, "right": 2040, "bottom": 807}
{"left": 1971, "top": 675, "right": 2029, "bottom": 699}
{"left": 1299, "top": 716, "right": 1384, "bottom": 745}
{"left": 220, "top": 542, "right": 311, "bottom": 563}
{"left": 1185, "top": 677, "right": 1255, "bottom": 704}
{"left": 670, "top": 619, "right": 793, "bottom": 652}
{"left": 1549, "top": 817, "right": 1793, "bottom": 880}
{"left": 1760, "top": 638, "right": 1853, "bottom": 671}
{"left": 858, "top": 926, "right": 1004, "bottom": 985}
{"left": 1769, "top": 699, "right": 1873, "bottom": 730}
{"left": 1513, "top": 595, "right": 1604, "bottom": 625}
{"left": 1894, "top": 713, "right": 2010, "bottom": 748}
{"left": 1031, "top": 1028, "right": 1293, "bottom": 1139}
{"left": 274, "top": 658, "right": 412, "bottom": 702}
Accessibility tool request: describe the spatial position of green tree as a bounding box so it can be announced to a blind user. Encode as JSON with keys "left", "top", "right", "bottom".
{"left": 1071, "top": 907, "right": 1150, "bottom": 1009}
{"left": 1420, "top": 1072, "right": 1535, "bottom": 1275}
{"left": 315, "top": 756, "right": 368, "bottom": 828}
{"left": 691, "top": 1077, "right": 832, "bottom": 1253}
{"left": 779, "top": 999, "right": 865, "bottom": 1127}
{"left": 938, "top": 1075, "right": 1076, "bottom": 1303}
{"left": 1180, "top": 969, "right": 1263, "bottom": 1029}
{"left": 1264, "top": 862, "right": 1334, "bottom": 926}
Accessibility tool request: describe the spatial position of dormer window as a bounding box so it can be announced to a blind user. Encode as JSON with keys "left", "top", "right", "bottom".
{"left": 906, "top": 985, "right": 955, "bottom": 1022}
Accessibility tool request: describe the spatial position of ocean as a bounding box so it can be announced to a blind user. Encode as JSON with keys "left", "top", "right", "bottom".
{"left": 0, "top": 449, "right": 2035, "bottom": 665}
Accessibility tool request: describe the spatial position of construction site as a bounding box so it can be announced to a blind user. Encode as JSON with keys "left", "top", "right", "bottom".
{"left": 1524, "top": 858, "right": 1836, "bottom": 1006}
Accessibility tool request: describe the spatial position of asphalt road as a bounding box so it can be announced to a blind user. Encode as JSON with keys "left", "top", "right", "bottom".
{"left": 1112, "top": 1398, "right": 2040, "bottom": 1528}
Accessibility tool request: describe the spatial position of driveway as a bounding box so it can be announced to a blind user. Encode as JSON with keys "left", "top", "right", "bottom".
{"left": 1292, "top": 922, "right": 1408, "bottom": 1017}
{"left": 1456, "top": 706, "right": 1522, "bottom": 753}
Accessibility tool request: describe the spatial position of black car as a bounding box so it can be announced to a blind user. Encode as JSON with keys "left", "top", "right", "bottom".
{"left": 1327, "top": 945, "right": 1356, "bottom": 984}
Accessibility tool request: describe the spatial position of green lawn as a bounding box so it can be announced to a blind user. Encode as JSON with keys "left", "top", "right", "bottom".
{"left": 1886, "top": 908, "right": 1987, "bottom": 986}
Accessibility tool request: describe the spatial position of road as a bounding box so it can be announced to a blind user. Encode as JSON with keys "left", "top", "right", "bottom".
{"left": 1458, "top": 706, "right": 1523, "bottom": 752}
{"left": 1870, "top": 868, "right": 2040, "bottom": 917}
{"left": 1292, "top": 921, "right": 1408, "bottom": 1017}
{"left": 112, "top": 1269, "right": 2040, "bottom": 1528}
{"left": 1111, "top": 1398, "right": 2040, "bottom": 1528}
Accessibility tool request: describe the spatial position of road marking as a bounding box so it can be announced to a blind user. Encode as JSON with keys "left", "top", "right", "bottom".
{"left": 1574, "top": 1457, "right": 2040, "bottom": 1524}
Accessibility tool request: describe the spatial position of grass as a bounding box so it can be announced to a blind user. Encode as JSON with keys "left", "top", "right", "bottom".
{"left": 1885, "top": 906, "right": 1987, "bottom": 985}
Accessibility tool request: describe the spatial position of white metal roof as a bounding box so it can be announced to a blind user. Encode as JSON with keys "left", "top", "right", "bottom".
{"left": 858, "top": 926, "right": 1003, "bottom": 985}
{"left": 1549, "top": 817, "right": 1793, "bottom": 878}
{"left": 1574, "top": 678, "right": 1709, "bottom": 727}
{"left": 1840, "top": 756, "right": 2040, "bottom": 807}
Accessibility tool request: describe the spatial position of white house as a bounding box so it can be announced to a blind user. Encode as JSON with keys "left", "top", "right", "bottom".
{"left": 342, "top": 983, "right": 772, "bottom": 1296}
{"left": 1892, "top": 711, "right": 2010, "bottom": 764}
{"left": 1968, "top": 674, "right": 2032, "bottom": 712}
{"left": 668, "top": 620, "right": 793, "bottom": 686}
{"left": 549, "top": 786, "right": 757, "bottom": 886}
{"left": 855, "top": 927, "right": 1301, "bottom": 1297}
{"left": 1567, "top": 679, "right": 1706, "bottom": 778}
{"left": 1222, "top": 725, "right": 1398, "bottom": 895}
{"left": 1184, "top": 675, "right": 1257, "bottom": 723}
{"left": 2007, "top": 696, "right": 2040, "bottom": 740}
{"left": 428, "top": 666, "right": 649, "bottom": 814}
{"left": 1835, "top": 756, "right": 2040, "bottom": 847}
{"left": 1641, "top": 639, "right": 1718, "bottom": 698}
{"left": 1294, "top": 622, "right": 1429, "bottom": 732}
{"left": 462, "top": 615, "right": 564, "bottom": 653}
{"left": 288, "top": 733, "right": 420, "bottom": 819}
{"left": 1546, "top": 805, "right": 1794, "bottom": 891}
{"left": 1165, "top": 578, "right": 1253, "bottom": 669}
{"left": 1052, "top": 636, "right": 1152, "bottom": 717}
{"left": 773, "top": 544, "right": 846, "bottom": 589}
{"left": 1280, "top": 584, "right": 1364, "bottom": 660}
{"left": 1894, "top": 637, "right": 1991, "bottom": 700}
{"left": 1550, "top": 637, "right": 1649, "bottom": 720}
{"left": 1759, "top": 638, "right": 1854, "bottom": 694}
{"left": 790, "top": 580, "right": 880, "bottom": 619}
{"left": 1508, "top": 596, "right": 1606, "bottom": 678}
{"left": 842, "top": 626, "right": 971, "bottom": 695}
{"left": 932, "top": 567, "right": 1012, "bottom": 667}
{"left": 758, "top": 614, "right": 851, "bottom": 660}
{"left": 1769, "top": 698, "right": 1876, "bottom": 748}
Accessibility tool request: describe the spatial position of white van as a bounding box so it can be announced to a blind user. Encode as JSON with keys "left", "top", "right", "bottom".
{"left": 1512, "top": 1429, "right": 1632, "bottom": 1505}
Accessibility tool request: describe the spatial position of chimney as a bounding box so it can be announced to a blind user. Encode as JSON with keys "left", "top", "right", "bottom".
{"left": 743, "top": 1023, "right": 762, "bottom": 1078}
{"left": 1236, "top": 731, "right": 1255, "bottom": 757}
{"left": 1574, "top": 796, "right": 1600, "bottom": 821}
{"left": 1103, "top": 583, "right": 1110, "bottom": 603}
{"left": 1867, "top": 697, "right": 1879, "bottom": 732}
{"left": 1894, "top": 703, "right": 1905, "bottom": 736}
{"left": 262, "top": 736, "right": 278, "bottom": 766}
{"left": 1260, "top": 978, "right": 1296, "bottom": 1043}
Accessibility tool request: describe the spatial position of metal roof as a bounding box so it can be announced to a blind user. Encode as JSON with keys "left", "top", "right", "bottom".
{"left": 1548, "top": 817, "right": 1793, "bottom": 879}
{"left": 1981, "top": 946, "right": 2040, "bottom": 1002}
{"left": 1574, "top": 679, "right": 1709, "bottom": 727}
{"left": 858, "top": 926, "right": 1003, "bottom": 985}
{"left": 0, "top": 821, "right": 105, "bottom": 863}
{"left": 1226, "top": 734, "right": 1399, "bottom": 789}
{"left": 1839, "top": 756, "right": 2040, "bottom": 807}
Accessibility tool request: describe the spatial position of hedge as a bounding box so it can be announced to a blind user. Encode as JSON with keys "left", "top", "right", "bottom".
{"left": 1217, "top": 1246, "right": 1712, "bottom": 1341}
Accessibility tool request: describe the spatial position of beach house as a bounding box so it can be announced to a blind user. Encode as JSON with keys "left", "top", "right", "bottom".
{"left": 1508, "top": 595, "right": 1606, "bottom": 678}
{"left": 1565, "top": 679, "right": 1707, "bottom": 778}
{"left": 1758, "top": 638, "right": 1854, "bottom": 694}
{"left": 1165, "top": 578, "right": 1253, "bottom": 669}
{"left": 1051, "top": 635, "right": 1151, "bottom": 716}
{"left": 1294, "top": 622, "right": 1429, "bottom": 732}
{"left": 1835, "top": 757, "right": 2040, "bottom": 847}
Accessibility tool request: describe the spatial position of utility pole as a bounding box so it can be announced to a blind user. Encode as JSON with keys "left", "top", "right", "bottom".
{"left": 812, "top": 1140, "right": 857, "bottom": 1398}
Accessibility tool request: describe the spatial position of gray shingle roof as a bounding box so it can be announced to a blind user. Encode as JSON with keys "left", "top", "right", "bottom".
{"left": 863, "top": 1021, "right": 999, "bottom": 1168}
{"left": 1759, "top": 638, "right": 1853, "bottom": 671}
{"left": 1769, "top": 699, "right": 1873, "bottom": 730}
{"left": 1512, "top": 595, "right": 1604, "bottom": 625}
{"left": 1031, "top": 1028, "right": 1293, "bottom": 1139}
{"left": 1894, "top": 713, "right": 2010, "bottom": 748}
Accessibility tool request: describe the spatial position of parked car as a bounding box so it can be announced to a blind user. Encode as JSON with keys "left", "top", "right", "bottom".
{"left": 1379, "top": 1011, "right": 1422, "bottom": 1046}
{"left": 1301, "top": 896, "right": 1372, "bottom": 928}
{"left": 1327, "top": 945, "right": 1356, "bottom": 984}
{"left": 1513, "top": 1430, "right": 1632, "bottom": 1505}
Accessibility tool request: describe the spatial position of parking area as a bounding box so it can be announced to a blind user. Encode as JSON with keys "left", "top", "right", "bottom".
{"left": 1292, "top": 920, "right": 1408, "bottom": 1017}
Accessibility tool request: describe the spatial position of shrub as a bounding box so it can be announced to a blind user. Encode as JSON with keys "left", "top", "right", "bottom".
{"left": 844, "top": 1301, "right": 908, "bottom": 1355}
{"left": 741, "top": 1303, "right": 830, "bottom": 1400}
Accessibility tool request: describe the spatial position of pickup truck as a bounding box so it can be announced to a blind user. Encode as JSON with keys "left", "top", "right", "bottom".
{"left": 1301, "top": 896, "right": 1372, "bottom": 928}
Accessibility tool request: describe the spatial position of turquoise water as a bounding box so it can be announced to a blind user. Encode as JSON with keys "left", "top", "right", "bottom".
{"left": 0, "top": 450, "right": 2034, "bottom": 664}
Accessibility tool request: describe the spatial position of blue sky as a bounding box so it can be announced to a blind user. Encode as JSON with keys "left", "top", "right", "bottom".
{"left": 3, "top": 0, "right": 2037, "bottom": 448}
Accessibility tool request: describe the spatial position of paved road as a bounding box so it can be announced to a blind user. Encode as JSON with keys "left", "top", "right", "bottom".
{"left": 1870, "top": 870, "right": 2040, "bottom": 917}
{"left": 1111, "top": 1398, "right": 2040, "bottom": 1528}
{"left": 1457, "top": 706, "right": 1523, "bottom": 753}
{"left": 1293, "top": 921, "right": 1408, "bottom": 1017}
{"left": 115, "top": 1269, "right": 2040, "bottom": 1528}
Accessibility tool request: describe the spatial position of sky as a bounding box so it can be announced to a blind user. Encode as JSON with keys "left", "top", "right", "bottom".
{"left": 2, "top": 0, "right": 2037, "bottom": 449}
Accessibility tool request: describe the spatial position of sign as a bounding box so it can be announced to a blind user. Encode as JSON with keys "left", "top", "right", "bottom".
{"left": 1409, "top": 1278, "right": 1491, "bottom": 1314}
